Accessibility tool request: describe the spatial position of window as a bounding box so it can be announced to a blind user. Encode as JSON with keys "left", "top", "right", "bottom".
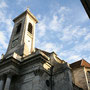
{"left": 16, "top": 23, "right": 22, "bottom": 34}
{"left": 28, "top": 23, "right": 32, "bottom": 34}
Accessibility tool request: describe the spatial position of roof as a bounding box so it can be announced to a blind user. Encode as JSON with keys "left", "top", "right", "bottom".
{"left": 70, "top": 59, "right": 90, "bottom": 69}
{"left": 13, "top": 9, "right": 38, "bottom": 23}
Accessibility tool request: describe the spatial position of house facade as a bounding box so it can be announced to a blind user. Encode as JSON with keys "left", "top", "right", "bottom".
{"left": 70, "top": 59, "right": 90, "bottom": 90}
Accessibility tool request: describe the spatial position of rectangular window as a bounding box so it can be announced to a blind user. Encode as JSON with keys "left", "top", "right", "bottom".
{"left": 16, "top": 23, "right": 22, "bottom": 34}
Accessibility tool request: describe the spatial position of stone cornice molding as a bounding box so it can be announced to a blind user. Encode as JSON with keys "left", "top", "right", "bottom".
{"left": 22, "top": 49, "right": 50, "bottom": 61}
{"left": 13, "top": 9, "right": 38, "bottom": 23}
{"left": 0, "top": 57, "right": 19, "bottom": 76}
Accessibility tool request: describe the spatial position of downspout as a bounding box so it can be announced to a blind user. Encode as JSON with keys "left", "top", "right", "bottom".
{"left": 50, "top": 66, "right": 54, "bottom": 90}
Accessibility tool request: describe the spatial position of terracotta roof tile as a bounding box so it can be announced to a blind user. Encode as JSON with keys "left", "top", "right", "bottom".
{"left": 81, "top": 59, "right": 90, "bottom": 68}
{"left": 70, "top": 59, "right": 90, "bottom": 69}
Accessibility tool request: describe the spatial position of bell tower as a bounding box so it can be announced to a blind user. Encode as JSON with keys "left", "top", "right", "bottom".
{"left": 5, "top": 9, "right": 38, "bottom": 57}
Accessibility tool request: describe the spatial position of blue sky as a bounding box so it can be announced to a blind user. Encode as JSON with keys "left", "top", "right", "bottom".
{"left": 0, "top": 0, "right": 90, "bottom": 63}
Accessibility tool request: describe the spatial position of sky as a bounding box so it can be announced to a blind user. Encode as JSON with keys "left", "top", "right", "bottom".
{"left": 0, "top": 0, "right": 90, "bottom": 64}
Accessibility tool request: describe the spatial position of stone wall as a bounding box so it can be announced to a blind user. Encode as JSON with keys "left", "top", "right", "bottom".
{"left": 10, "top": 62, "right": 50, "bottom": 90}
{"left": 54, "top": 69, "right": 73, "bottom": 90}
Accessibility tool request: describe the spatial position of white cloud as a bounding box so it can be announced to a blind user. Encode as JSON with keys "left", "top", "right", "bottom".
{"left": 0, "top": 1, "right": 13, "bottom": 34}
{"left": 36, "top": 40, "right": 63, "bottom": 54}
{"left": 49, "top": 15, "right": 59, "bottom": 30}
{"left": 59, "top": 26, "right": 87, "bottom": 42}
{"left": 0, "top": 1, "right": 9, "bottom": 49}
{"left": 0, "top": 1, "right": 8, "bottom": 8}
{"left": 68, "top": 55, "right": 81, "bottom": 61}
{"left": 49, "top": 7, "right": 70, "bottom": 31}
{"left": 36, "top": 16, "right": 47, "bottom": 37}
{"left": 0, "top": 1, "right": 13, "bottom": 58}
{"left": 84, "top": 56, "right": 90, "bottom": 63}
{"left": 0, "top": 12, "right": 13, "bottom": 33}
{"left": 44, "top": 42, "right": 62, "bottom": 53}
{"left": 74, "top": 41, "right": 90, "bottom": 53}
{"left": 58, "top": 7, "right": 69, "bottom": 14}
{"left": 59, "top": 50, "right": 82, "bottom": 63}
{"left": 36, "top": 6, "right": 69, "bottom": 38}
{"left": 49, "top": 15, "right": 64, "bottom": 31}
{"left": 84, "top": 33, "right": 90, "bottom": 41}
{"left": 5, "top": 18, "right": 13, "bottom": 34}
{"left": 0, "top": 31, "right": 8, "bottom": 48}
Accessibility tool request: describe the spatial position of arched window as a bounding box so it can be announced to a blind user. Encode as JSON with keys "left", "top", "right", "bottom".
{"left": 28, "top": 23, "right": 32, "bottom": 34}
{"left": 16, "top": 23, "right": 22, "bottom": 34}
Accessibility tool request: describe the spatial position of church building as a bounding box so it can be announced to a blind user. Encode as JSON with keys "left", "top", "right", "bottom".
{"left": 0, "top": 9, "right": 85, "bottom": 90}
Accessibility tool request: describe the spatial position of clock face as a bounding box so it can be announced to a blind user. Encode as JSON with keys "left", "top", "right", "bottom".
{"left": 12, "top": 38, "right": 19, "bottom": 48}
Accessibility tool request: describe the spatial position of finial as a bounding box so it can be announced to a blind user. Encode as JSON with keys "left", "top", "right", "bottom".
{"left": 27, "top": 6, "right": 30, "bottom": 11}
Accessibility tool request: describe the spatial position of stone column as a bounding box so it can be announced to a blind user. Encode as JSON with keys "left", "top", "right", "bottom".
{"left": 0, "top": 75, "right": 5, "bottom": 90}
{"left": 4, "top": 74, "right": 12, "bottom": 90}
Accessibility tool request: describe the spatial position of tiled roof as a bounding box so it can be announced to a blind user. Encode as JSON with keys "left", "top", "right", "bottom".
{"left": 70, "top": 59, "right": 90, "bottom": 69}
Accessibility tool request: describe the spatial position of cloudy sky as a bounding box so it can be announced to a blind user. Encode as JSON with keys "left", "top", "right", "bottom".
{"left": 0, "top": 0, "right": 90, "bottom": 63}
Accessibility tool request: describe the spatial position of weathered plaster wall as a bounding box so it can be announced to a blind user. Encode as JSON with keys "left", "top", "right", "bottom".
{"left": 72, "top": 67, "right": 88, "bottom": 90}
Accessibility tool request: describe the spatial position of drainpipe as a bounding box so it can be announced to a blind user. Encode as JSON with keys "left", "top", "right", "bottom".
{"left": 50, "top": 66, "right": 54, "bottom": 90}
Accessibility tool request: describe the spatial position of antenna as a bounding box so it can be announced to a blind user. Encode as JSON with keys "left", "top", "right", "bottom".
{"left": 26, "top": 0, "right": 30, "bottom": 10}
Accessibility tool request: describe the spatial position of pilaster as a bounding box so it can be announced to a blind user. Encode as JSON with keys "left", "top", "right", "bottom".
{"left": 0, "top": 75, "right": 5, "bottom": 90}
{"left": 4, "top": 73, "right": 13, "bottom": 90}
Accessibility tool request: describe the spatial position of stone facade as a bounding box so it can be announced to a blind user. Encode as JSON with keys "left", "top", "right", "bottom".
{"left": 0, "top": 50, "right": 73, "bottom": 90}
